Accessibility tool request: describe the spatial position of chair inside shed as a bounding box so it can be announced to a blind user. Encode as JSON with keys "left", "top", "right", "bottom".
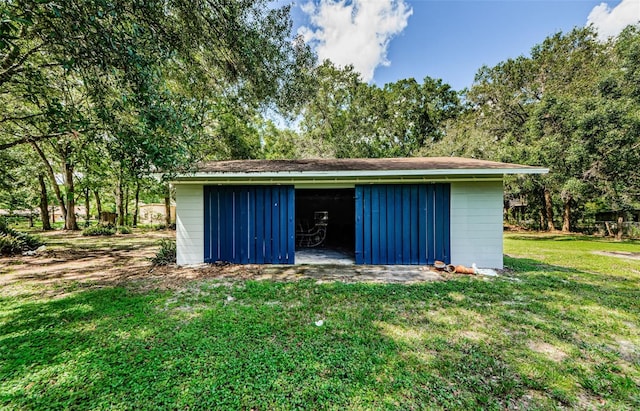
{"left": 295, "top": 188, "right": 355, "bottom": 264}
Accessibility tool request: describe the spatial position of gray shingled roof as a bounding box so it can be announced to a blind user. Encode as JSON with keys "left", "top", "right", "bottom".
{"left": 195, "top": 157, "right": 541, "bottom": 173}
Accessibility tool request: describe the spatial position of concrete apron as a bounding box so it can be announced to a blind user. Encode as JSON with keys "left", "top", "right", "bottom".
{"left": 284, "top": 248, "right": 443, "bottom": 283}
{"left": 257, "top": 264, "right": 444, "bottom": 284}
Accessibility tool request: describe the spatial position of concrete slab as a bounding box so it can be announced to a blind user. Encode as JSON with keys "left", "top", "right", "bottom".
{"left": 256, "top": 264, "right": 444, "bottom": 283}
{"left": 295, "top": 248, "right": 355, "bottom": 265}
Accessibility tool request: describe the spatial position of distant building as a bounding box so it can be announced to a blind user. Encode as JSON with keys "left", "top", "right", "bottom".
{"left": 139, "top": 203, "right": 176, "bottom": 224}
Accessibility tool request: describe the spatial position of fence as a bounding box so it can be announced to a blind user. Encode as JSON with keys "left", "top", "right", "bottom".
{"left": 594, "top": 222, "right": 640, "bottom": 239}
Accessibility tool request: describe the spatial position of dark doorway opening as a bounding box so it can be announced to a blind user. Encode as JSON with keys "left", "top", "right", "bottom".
{"left": 295, "top": 189, "right": 355, "bottom": 253}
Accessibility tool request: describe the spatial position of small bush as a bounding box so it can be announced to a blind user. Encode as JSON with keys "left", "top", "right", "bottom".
{"left": 82, "top": 225, "right": 116, "bottom": 236}
{"left": 151, "top": 239, "right": 176, "bottom": 265}
{"left": 0, "top": 218, "right": 43, "bottom": 255}
{"left": 0, "top": 234, "right": 24, "bottom": 255}
{"left": 118, "top": 226, "right": 132, "bottom": 234}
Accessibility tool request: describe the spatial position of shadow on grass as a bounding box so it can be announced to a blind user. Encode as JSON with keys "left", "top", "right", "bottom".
{"left": 504, "top": 255, "right": 583, "bottom": 274}
{"left": 0, "top": 283, "right": 530, "bottom": 409}
{"left": 506, "top": 234, "right": 640, "bottom": 245}
{"left": 1, "top": 267, "right": 638, "bottom": 409}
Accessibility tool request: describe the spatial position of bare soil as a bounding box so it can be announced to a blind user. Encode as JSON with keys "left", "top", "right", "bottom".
{"left": 592, "top": 251, "right": 640, "bottom": 260}
{"left": 0, "top": 229, "right": 445, "bottom": 293}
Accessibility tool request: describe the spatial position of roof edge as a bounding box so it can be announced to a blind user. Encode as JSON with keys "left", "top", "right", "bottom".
{"left": 173, "top": 167, "right": 548, "bottom": 182}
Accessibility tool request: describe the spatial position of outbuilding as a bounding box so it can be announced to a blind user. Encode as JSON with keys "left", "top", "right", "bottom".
{"left": 172, "top": 157, "right": 547, "bottom": 268}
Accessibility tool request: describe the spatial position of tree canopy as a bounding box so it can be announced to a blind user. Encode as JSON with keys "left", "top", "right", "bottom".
{"left": 1, "top": 2, "right": 638, "bottom": 237}
{"left": 1, "top": 0, "right": 312, "bottom": 228}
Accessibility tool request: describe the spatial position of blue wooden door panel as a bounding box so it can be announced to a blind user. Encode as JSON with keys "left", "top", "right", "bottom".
{"left": 270, "top": 189, "right": 279, "bottom": 264}
{"left": 287, "top": 188, "right": 295, "bottom": 264}
{"left": 418, "top": 185, "right": 427, "bottom": 264}
{"left": 363, "top": 187, "right": 371, "bottom": 264}
{"left": 263, "top": 188, "right": 272, "bottom": 262}
{"left": 355, "top": 188, "right": 364, "bottom": 264}
{"left": 371, "top": 188, "right": 380, "bottom": 264}
{"left": 385, "top": 187, "right": 395, "bottom": 264}
{"left": 355, "top": 184, "right": 450, "bottom": 265}
{"left": 204, "top": 185, "right": 295, "bottom": 264}
{"left": 410, "top": 185, "right": 419, "bottom": 264}
{"left": 378, "top": 187, "right": 387, "bottom": 264}
{"left": 254, "top": 188, "right": 265, "bottom": 264}
{"left": 402, "top": 185, "right": 411, "bottom": 263}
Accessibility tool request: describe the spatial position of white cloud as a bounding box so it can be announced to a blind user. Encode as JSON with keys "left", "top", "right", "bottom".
{"left": 587, "top": 0, "right": 640, "bottom": 40}
{"left": 298, "top": 0, "right": 413, "bottom": 82}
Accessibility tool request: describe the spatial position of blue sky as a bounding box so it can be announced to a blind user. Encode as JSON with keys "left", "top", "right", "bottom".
{"left": 285, "top": 0, "right": 639, "bottom": 90}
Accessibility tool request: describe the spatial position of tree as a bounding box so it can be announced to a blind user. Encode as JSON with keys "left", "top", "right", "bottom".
{"left": 298, "top": 61, "right": 461, "bottom": 158}
{"left": 465, "top": 27, "right": 610, "bottom": 232}
{"left": 1, "top": 1, "right": 313, "bottom": 229}
{"left": 579, "top": 25, "right": 640, "bottom": 238}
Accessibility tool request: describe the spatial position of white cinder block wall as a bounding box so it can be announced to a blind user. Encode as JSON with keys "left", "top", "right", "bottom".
{"left": 449, "top": 181, "right": 504, "bottom": 269}
{"left": 175, "top": 184, "right": 204, "bottom": 265}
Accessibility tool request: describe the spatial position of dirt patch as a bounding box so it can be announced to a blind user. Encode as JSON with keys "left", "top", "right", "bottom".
{"left": 592, "top": 251, "right": 640, "bottom": 260}
{"left": 0, "top": 230, "right": 448, "bottom": 295}
{"left": 527, "top": 341, "right": 568, "bottom": 362}
{"left": 0, "top": 230, "right": 176, "bottom": 291}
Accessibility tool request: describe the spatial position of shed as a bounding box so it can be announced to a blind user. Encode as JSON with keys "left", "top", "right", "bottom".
{"left": 172, "top": 157, "right": 547, "bottom": 268}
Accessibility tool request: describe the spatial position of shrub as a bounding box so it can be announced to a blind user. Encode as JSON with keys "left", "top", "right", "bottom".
{"left": 151, "top": 239, "right": 176, "bottom": 265}
{"left": 82, "top": 225, "right": 116, "bottom": 236}
{"left": 118, "top": 226, "right": 132, "bottom": 234}
{"left": 0, "top": 218, "right": 43, "bottom": 255}
{"left": 0, "top": 233, "right": 24, "bottom": 255}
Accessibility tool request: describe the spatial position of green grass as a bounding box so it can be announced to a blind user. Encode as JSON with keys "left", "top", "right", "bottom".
{"left": 1, "top": 234, "right": 639, "bottom": 409}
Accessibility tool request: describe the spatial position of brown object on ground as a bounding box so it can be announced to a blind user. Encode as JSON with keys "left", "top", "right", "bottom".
{"left": 455, "top": 265, "right": 475, "bottom": 275}
{"left": 445, "top": 264, "right": 456, "bottom": 273}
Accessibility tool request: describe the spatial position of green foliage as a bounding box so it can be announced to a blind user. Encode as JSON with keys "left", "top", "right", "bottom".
{"left": 0, "top": 218, "right": 42, "bottom": 255}
{"left": 82, "top": 225, "right": 115, "bottom": 237}
{"left": 118, "top": 226, "right": 132, "bottom": 235}
{"left": 297, "top": 62, "right": 462, "bottom": 158}
{"left": 1, "top": 0, "right": 313, "bottom": 231}
{"left": 151, "top": 239, "right": 176, "bottom": 265}
{"left": 259, "top": 120, "right": 300, "bottom": 159}
{"left": 460, "top": 25, "right": 640, "bottom": 231}
{"left": 0, "top": 233, "right": 23, "bottom": 255}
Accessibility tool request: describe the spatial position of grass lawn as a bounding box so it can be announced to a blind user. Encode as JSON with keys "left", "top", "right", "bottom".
{"left": 1, "top": 233, "right": 639, "bottom": 409}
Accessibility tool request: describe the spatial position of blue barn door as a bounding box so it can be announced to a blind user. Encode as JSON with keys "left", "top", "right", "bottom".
{"left": 355, "top": 184, "right": 450, "bottom": 265}
{"left": 204, "top": 186, "right": 295, "bottom": 264}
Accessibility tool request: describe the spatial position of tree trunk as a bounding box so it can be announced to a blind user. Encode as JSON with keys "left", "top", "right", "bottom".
{"left": 32, "top": 142, "right": 67, "bottom": 222}
{"left": 84, "top": 188, "right": 90, "bottom": 225}
{"left": 124, "top": 185, "right": 129, "bottom": 226}
{"left": 116, "top": 171, "right": 125, "bottom": 227}
{"left": 94, "top": 189, "right": 102, "bottom": 218}
{"left": 164, "top": 185, "right": 172, "bottom": 227}
{"left": 616, "top": 214, "right": 624, "bottom": 241}
{"left": 544, "top": 188, "right": 555, "bottom": 231}
{"left": 38, "top": 174, "right": 52, "bottom": 230}
{"left": 133, "top": 180, "right": 140, "bottom": 227}
{"left": 63, "top": 161, "right": 79, "bottom": 230}
{"left": 562, "top": 196, "right": 571, "bottom": 233}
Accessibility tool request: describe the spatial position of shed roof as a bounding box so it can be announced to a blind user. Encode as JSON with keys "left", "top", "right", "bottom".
{"left": 173, "top": 157, "right": 547, "bottom": 187}
{"left": 194, "top": 157, "right": 542, "bottom": 173}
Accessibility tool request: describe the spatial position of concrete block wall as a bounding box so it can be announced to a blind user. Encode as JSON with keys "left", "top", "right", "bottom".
{"left": 450, "top": 181, "right": 504, "bottom": 268}
{"left": 175, "top": 184, "right": 204, "bottom": 265}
